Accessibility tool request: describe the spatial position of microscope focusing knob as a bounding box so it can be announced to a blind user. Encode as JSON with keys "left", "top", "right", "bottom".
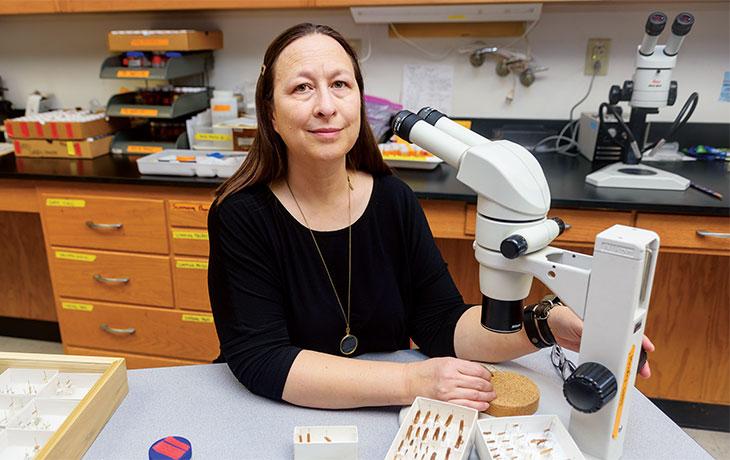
{"left": 563, "top": 362, "right": 618, "bottom": 413}
{"left": 500, "top": 235, "right": 528, "bottom": 259}
{"left": 668, "top": 81, "right": 678, "bottom": 106}
{"left": 608, "top": 85, "right": 622, "bottom": 105}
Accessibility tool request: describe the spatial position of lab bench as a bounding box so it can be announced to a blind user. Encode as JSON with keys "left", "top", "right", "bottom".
{"left": 0, "top": 152, "right": 728, "bottom": 413}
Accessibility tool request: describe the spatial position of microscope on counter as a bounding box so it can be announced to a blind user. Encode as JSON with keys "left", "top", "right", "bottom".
{"left": 393, "top": 108, "right": 659, "bottom": 460}
{"left": 581, "top": 11, "right": 698, "bottom": 190}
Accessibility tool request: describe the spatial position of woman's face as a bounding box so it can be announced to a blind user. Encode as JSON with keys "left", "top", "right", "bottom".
{"left": 271, "top": 34, "right": 361, "bottom": 166}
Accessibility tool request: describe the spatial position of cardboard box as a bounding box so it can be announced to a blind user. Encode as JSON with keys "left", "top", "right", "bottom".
{"left": 0, "top": 352, "right": 127, "bottom": 460}
{"left": 4, "top": 117, "right": 116, "bottom": 140}
{"left": 11, "top": 135, "right": 113, "bottom": 159}
{"left": 108, "top": 30, "right": 223, "bottom": 51}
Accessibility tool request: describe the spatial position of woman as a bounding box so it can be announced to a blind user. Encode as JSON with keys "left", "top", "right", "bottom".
{"left": 208, "top": 23, "right": 653, "bottom": 411}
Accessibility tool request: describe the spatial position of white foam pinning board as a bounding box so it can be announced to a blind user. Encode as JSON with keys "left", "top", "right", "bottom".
{"left": 293, "top": 425, "right": 358, "bottom": 460}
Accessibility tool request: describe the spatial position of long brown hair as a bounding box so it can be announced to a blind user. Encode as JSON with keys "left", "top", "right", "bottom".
{"left": 214, "top": 23, "right": 391, "bottom": 205}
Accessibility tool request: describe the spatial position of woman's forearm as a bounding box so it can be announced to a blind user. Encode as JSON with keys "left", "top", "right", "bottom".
{"left": 281, "top": 350, "right": 412, "bottom": 409}
{"left": 454, "top": 305, "right": 537, "bottom": 362}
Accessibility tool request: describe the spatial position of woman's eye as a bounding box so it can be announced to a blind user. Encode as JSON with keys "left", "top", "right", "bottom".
{"left": 294, "top": 83, "right": 310, "bottom": 93}
{"left": 332, "top": 80, "right": 348, "bottom": 89}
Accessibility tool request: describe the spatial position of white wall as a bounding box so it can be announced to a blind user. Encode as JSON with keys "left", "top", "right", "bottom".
{"left": 0, "top": 2, "right": 728, "bottom": 122}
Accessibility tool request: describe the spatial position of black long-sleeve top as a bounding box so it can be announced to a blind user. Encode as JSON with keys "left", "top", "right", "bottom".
{"left": 207, "top": 174, "right": 470, "bottom": 400}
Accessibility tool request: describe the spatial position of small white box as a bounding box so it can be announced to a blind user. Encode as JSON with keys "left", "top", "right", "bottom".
{"left": 9, "top": 399, "right": 79, "bottom": 432}
{"left": 0, "top": 395, "right": 31, "bottom": 428}
{"left": 387, "top": 397, "right": 478, "bottom": 460}
{"left": 475, "top": 415, "right": 585, "bottom": 460}
{"left": 293, "top": 425, "right": 357, "bottom": 460}
{"left": 0, "top": 429, "right": 53, "bottom": 460}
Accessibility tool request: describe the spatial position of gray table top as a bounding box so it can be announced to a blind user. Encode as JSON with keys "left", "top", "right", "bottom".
{"left": 84, "top": 349, "right": 710, "bottom": 460}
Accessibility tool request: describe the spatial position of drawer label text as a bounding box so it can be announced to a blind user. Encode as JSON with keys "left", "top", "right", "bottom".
{"left": 61, "top": 302, "right": 94, "bottom": 312}
{"left": 173, "top": 231, "right": 209, "bottom": 241}
{"left": 194, "top": 133, "right": 231, "bottom": 142}
{"left": 182, "top": 314, "right": 214, "bottom": 323}
{"left": 46, "top": 198, "right": 86, "bottom": 208}
{"left": 117, "top": 69, "right": 150, "bottom": 78}
{"left": 176, "top": 260, "right": 209, "bottom": 270}
{"left": 55, "top": 251, "right": 97, "bottom": 262}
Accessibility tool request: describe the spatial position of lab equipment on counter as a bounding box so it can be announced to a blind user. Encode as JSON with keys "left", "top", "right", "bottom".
{"left": 393, "top": 108, "right": 659, "bottom": 460}
{"left": 209, "top": 90, "right": 239, "bottom": 125}
{"left": 378, "top": 138, "right": 443, "bottom": 170}
{"left": 582, "top": 11, "right": 698, "bottom": 190}
{"left": 136, "top": 149, "right": 245, "bottom": 177}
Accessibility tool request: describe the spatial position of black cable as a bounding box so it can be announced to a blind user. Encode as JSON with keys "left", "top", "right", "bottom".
{"left": 643, "top": 92, "right": 699, "bottom": 152}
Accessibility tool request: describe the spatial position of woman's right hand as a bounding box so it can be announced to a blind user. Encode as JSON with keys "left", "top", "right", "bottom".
{"left": 404, "top": 357, "right": 496, "bottom": 411}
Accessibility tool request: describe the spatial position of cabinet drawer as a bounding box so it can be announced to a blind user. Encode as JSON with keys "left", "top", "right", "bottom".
{"left": 636, "top": 213, "right": 730, "bottom": 251}
{"left": 50, "top": 248, "right": 173, "bottom": 307}
{"left": 171, "top": 228, "right": 209, "bottom": 256}
{"left": 172, "top": 257, "right": 211, "bottom": 312}
{"left": 550, "top": 209, "right": 633, "bottom": 244}
{"left": 168, "top": 200, "right": 211, "bottom": 228}
{"left": 42, "top": 194, "right": 168, "bottom": 254}
{"left": 58, "top": 299, "right": 219, "bottom": 361}
{"left": 65, "top": 345, "right": 204, "bottom": 369}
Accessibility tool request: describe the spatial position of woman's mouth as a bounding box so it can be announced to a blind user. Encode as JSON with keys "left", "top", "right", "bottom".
{"left": 309, "top": 127, "right": 342, "bottom": 138}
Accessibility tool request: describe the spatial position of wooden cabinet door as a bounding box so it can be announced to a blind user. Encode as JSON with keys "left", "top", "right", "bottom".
{"left": 172, "top": 257, "right": 211, "bottom": 312}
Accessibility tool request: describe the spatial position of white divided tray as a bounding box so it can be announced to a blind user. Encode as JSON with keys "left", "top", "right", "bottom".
{"left": 0, "top": 369, "right": 58, "bottom": 398}
{"left": 38, "top": 373, "right": 100, "bottom": 400}
{"left": 9, "top": 399, "right": 80, "bottom": 433}
{"left": 387, "top": 397, "right": 479, "bottom": 460}
{"left": 0, "top": 429, "right": 53, "bottom": 460}
{"left": 293, "top": 425, "right": 358, "bottom": 460}
{"left": 0, "top": 367, "right": 103, "bottom": 458}
{"left": 475, "top": 415, "right": 585, "bottom": 460}
{"left": 136, "top": 149, "right": 246, "bottom": 178}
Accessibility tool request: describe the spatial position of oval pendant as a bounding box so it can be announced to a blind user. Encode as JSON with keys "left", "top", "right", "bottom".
{"left": 340, "top": 334, "right": 358, "bottom": 356}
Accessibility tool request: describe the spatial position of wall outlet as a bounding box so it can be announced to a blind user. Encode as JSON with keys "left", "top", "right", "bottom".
{"left": 585, "top": 38, "right": 611, "bottom": 76}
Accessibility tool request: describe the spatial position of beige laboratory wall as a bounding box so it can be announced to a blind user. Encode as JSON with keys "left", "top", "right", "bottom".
{"left": 0, "top": 1, "right": 728, "bottom": 122}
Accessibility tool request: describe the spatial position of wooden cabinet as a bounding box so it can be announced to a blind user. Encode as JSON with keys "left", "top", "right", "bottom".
{"left": 172, "top": 257, "right": 211, "bottom": 312}
{"left": 636, "top": 213, "right": 730, "bottom": 254}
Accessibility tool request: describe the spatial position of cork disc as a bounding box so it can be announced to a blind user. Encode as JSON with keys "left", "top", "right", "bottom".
{"left": 485, "top": 371, "right": 540, "bottom": 417}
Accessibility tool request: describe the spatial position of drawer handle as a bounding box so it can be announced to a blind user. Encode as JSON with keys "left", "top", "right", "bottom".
{"left": 100, "top": 323, "right": 136, "bottom": 335}
{"left": 93, "top": 274, "right": 130, "bottom": 284}
{"left": 86, "top": 220, "right": 123, "bottom": 230}
{"left": 696, "top": 230, "right": 730, "bottom": 239}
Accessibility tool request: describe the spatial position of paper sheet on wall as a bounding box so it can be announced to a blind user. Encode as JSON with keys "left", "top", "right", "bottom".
{"left": 401, "top": 64, "right": 453, "bottom": 115}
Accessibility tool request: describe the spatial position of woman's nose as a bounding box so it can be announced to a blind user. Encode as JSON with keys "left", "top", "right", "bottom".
{"left": 314, "top": 89, "right": 337, "bottom": 118}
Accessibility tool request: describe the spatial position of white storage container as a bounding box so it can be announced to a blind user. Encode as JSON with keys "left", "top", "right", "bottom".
{"left": 293, "top": 425, "right": 357, "bottom": 460}
{"left": 210, "top": 90, "right": 238, "bottom": 125}
{"left": 136, "top": 149, "right": 245, "bottom": 178}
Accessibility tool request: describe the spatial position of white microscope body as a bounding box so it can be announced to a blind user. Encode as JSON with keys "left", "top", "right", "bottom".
{"left": 393, "top": 109, "right": 660, "bottom": 460}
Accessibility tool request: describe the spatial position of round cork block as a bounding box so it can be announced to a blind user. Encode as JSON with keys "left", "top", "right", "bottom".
{"left": 485, "top": 371, "right": 540, "bottom": 417}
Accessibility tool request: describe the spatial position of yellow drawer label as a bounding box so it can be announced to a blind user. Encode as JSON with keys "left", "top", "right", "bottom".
{"left": 173, "top": 231, "right": 209, "bottom": 241}
{"left": 194, "top": 133, "right": 231, "bottom": 142}
{"left": 120, "top": 107, "right": 159, "bottom": 117}
{"left": 181, "top": 314, "right": 213, "bottom": 323}
{"left": 130, "top": 38, "right": 169, "bottom": 47}
{"left": 55, "top": 251, "right": 97, "bottom": 262}
{"left": 61, "top": 302, "right": 94, "bottom": 312}
{"left": 176, "top": 260, "right": 209, "bottom": 270}
{"left": 46, "top": 198, "right": 86, "bottom": 208}
{"left": 117, "top": 69, "right": 150, "bottom": 78}
{"left": 127, "top": 145, "right": 163, "bottom": 154}
{"left": 66, "top": 142, "right": 76, "bottom": 156}
{"left": 447, "top": 14, "right": 466, "bottom": 20}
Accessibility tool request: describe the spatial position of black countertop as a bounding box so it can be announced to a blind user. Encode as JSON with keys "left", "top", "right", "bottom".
{"left": 1, "top": 152, "right": 727, "bottom": 216}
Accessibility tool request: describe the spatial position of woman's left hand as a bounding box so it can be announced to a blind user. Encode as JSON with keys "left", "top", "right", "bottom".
{"left": 547, "top": 305, "right": 655, "bottom": 379}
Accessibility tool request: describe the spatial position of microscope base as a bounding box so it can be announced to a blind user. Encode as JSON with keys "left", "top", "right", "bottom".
{"left": 585, "top": 162, "right": 690, "bottom": 190}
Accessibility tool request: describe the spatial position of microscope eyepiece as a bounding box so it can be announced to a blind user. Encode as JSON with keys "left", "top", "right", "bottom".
{"left": 645, "top": 12, "right": 667, "bottom": 36}
{"left": 417, "top": 107, "right": 446, "bottom": 126}
{"left": 391, "top": 110, "right": 419, "bottom": 143}
{"left": 672, "top": 12, "right": 694, "bottom": 36}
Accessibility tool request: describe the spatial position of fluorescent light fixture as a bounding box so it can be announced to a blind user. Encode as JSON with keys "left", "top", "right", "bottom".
{"left": 350, "top": 4, "right": 542, "bottom": 24}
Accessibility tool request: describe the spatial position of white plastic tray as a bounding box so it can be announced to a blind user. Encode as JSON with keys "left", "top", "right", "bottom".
{"left": 136, "top": 149, "right": 246, "bottom": 178}
{"left": 475, "top": 415, "right": 585, "bottom": 460}
{"left": 387, "top": 397, "right": 478, "bottom": 460}
{"left": 293, "top": 425, "right": 358, "bottom": 460}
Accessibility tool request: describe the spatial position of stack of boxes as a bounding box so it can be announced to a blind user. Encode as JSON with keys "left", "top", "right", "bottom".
{"left": 5, "top": 111, "right": 117, "bottom": 159}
